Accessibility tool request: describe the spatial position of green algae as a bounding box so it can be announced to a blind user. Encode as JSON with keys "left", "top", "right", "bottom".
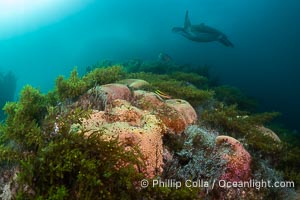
{"left": 0, "top": 62, "right": 299, "bottom": 199}
{"left": 83, "top": 65, "right": 126, "bottom": 88}
{"left": 214, "top": 85, "right": 258, "bottom": 112}
{"left": 0, "top": 82, "right": 145, "bottom": 199}
{"left": 127, "top": 72, "right": 214, "bottom": 106}
{"left": 201, "top": 103, "right": 281, "bottom": 154}
{"left": 56, "top": 68, "right": 88, "bottom": 101}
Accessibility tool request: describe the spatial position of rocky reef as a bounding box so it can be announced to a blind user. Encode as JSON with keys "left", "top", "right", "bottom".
{"left": 0, "top": 63, "right": 299, "bottom": 199}
{"left": 76, "top": 81, "right": 198, "bottom": 178}
{"left": 0, "top": 71, "right": 16, "bottom": 120}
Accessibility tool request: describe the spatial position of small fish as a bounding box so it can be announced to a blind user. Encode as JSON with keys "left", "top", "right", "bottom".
{"left": 154, "top": 89, "right": 172, "bottom": 100}
{"left": 158, "top": 52, "right": 172, "bottom": 62}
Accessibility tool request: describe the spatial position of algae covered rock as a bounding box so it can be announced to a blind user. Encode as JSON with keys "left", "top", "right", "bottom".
{"left": 1, "top": 64, "right": 298, "bottom": 200}
{"left": 256, "top": 125, "right": 281, "bottom": 142}
{"left": 133, "top": 90, "right": 165, "bottom": 109}
{"left": 81, "top": 99, "right": 167, "bottom": 178}
{"left": 133, "top": 91, "right": 197, "bottom": 134}
{"left": 76, "top": 84, "right": 132, "bottom": 110}
{"left": 215, "top": 135, "right": 251, "bottom": 182}
{"left": 0, "top": 167, "right": 18, "bottom": 200}
{"left": 98, "top": 83, "right": 132, "bottom": 108}
{"left": 165, "top": 99, "right": 197, "bottom": 125}
{"left": 74, "top": 79, "right": 199, "bottom": 177}
{"left": 118, "top": 79, "right": 150, "bottom": 89}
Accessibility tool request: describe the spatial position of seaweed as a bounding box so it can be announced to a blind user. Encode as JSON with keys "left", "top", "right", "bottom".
{"left": 200, "top": 103, "right": 281, "bottom": 156}
{"left": 83, "top": 65, "right": 126, "bottom": 88}
{"left": 0, "top": 62, "right": 298, "bottom": 199}
{"left": 0, "top": 85, "right": 146, "bottom": 199}
{"left": 1, "top": 85, "right": 47, "bottom": 153}
{"left": 127, "top": 72, "right": 214, "bottom": 106}
{"left": 214, "top": 85, "right": 258, "bottom": 112}
{"left": 56, "top": 68, "right": 88, "bottom": 101}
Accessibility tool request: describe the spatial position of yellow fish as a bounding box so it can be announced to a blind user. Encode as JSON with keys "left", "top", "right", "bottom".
{"left": 154, "top": 89, "right": 172, "bottom": 99}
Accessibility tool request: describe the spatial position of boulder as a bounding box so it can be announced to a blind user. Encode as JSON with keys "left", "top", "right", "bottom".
{"left": 256, "top": 126, "right": 281, "bottom": 142}
{"left": 133, "top": 90, "right": 165, "bottom": 109}
{"left": 118, "top": 79, "right": 149, "bottom": 89}
{"left": 165, "top": 99, "right": 197, "bottom": 125}
{"left": 215, "top": 135, "right": 251, "bottom": 182}
{"left": 81, "top": 99, "right": 167, "bottom": 178}
{"left": 134, "top": 91, "right": 197, "bottom": 134}
{"left": 75, "top": 84, "right": 132, "bottom": 111}
{"left": 75, "top": 81, "right": 199, "bottom": 176}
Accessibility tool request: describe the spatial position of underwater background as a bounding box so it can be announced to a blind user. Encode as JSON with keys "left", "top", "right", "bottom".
{"left": 1, "top": 1, "right": 300, "bottom": 199}
{"left": 0, "top": 0, "right": 299, "bottom": 131}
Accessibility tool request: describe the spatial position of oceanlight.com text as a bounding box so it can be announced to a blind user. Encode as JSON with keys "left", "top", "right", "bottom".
{"left": 140, "top": 179, "right": 295, "bottom": 190}
{"left": 218, "top": 179, "right": 295, "bottom": 190}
